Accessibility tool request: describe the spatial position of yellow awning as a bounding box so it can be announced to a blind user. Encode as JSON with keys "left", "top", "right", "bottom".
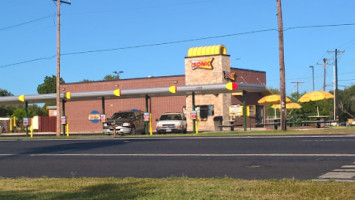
{"left": 187, "top": 45, "right": 227, "bottom": 57}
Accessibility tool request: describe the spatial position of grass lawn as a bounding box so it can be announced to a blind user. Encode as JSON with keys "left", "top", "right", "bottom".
{"left": 0, "top": 177, "right": 354, "bottom": 200}
{"left": 0, "top": 126, "right": 355, "bottom": 140}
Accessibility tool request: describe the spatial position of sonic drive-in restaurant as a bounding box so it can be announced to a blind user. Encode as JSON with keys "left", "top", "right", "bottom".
{"left": 60, "top": 45, "right": 267, "bottom": 133}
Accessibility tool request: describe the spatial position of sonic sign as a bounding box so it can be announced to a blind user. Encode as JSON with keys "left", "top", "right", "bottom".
{"left": 191, "top": 58, "right": 214, "bottom": 70}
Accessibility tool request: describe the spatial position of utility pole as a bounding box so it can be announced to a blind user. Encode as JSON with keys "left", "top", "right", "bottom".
{"left": 291, "top": 81, "right": 304, "bottom": 99}
{"left": 309, "top": 66, "right": 315, "bottom": 91}
{"left": 317, "top": 58, "right": 332, "bottom": 91}
{"left": 327, "top": 49, "right": 344, "bottom": 122}
{"left": 54, "top": 0, "right": 71, "bottom": 136}
{"left": 276, "top": 0, "right": 287, "bottom": 131}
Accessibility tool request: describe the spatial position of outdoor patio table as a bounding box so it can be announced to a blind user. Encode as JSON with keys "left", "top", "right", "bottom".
{"left": 267, "top": 118, "right": 280, "bottom": 130}
{"left": 308, "top": 115, "right": 329, "bottom": 128}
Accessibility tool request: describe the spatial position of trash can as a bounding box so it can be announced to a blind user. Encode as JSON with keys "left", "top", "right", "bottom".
{"left": 213, "top": 116, "right": 223, "bottom": 131}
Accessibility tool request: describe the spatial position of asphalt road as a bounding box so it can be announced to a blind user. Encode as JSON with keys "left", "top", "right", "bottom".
{"left": 0, "top": 135, "right": 355, "bottom": 180}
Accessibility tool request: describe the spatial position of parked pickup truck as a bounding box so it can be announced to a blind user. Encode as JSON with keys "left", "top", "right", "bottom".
{"left": 156, "top": 113, "right": 187, "bottom": 134}
{"left": 103, "top": 110, "right": 145, "bottom": 135}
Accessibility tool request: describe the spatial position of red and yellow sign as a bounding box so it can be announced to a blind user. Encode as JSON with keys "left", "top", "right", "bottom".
{"left": 223, "top": 71, "right": 236, "bottom": 82}
{"left": 191, "top": 58, "right": 214, "bottom": 70}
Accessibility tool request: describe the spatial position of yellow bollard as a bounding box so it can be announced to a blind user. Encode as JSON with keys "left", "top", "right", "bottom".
{"left": 149, "top": 113, "right": 153, "bottom": 136}
{"left": 66, "top": 122, "right": 69, "bottom": 137}
{"left": 13, "top": 116, "right": 17, "bottom": 132}
{"left": 10, "top": 118, "right": 13, "bottom": 132}
{"left": 30, "top": 125, "right": 33, "bottom": 138}
{"left": 195, "top": 120, "right": 199, "bottom": 135}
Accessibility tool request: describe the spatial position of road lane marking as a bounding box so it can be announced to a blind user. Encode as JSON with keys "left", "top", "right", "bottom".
{"left": 333, "top": 169, "right": 355, "bottom": 172}
{"left": 301, "top": 139, "right": 355, "bottom": 142}
{"left": 317, "top": 164, "right": 355, "bottom": 182}
{"left": 24, "top": 153, "right": 355, "bottom": 157}
{"left": 1, "top": 153, "right": 355, "bottom": 157}
{"left": 341, "top": 165, "right": 355, "bottom": 168}
{"left": 319, "top": 172, "right": 355, "bottom": 179}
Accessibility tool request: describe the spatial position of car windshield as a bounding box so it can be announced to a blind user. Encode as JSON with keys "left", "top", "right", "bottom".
{"left": 111, "top": 112, "right": 135, "bottom": 119}
{"left": 159, "top": 114, "right": 182, "bottom": 121}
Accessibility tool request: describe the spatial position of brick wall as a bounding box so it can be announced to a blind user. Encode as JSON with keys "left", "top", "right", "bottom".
{"left": 60, "top": 64, "right": 266, "bottom": 133}
{"left": 230, "top": 69, "right": 266, "bottom": 126}
{"left": 62, "top": 76, "right": 186, "bottom": 133}
{"left": 185, "top": 55, "right": 231, "bottom": 131}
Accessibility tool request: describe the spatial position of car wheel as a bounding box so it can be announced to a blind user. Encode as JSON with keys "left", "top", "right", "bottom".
{"left": 130, "top": 127, "right": 136, "bottom": 135}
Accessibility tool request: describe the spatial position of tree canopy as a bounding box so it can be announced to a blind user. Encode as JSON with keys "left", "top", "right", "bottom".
{"left": 103, "top": 74, "right": 120, "bottom": 81}
{"left": 0, "top": 88, "right": 13, "bottom": 96}
{"left": 337, "top": 85, "right": 355, "bottom": 120}
{"left": 37, "top": 75, "right": 65, "bottom": 94}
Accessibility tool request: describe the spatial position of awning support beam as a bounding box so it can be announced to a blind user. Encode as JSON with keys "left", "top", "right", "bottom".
{"left": 192, "top": 92, "right": 196, "bottom": 133}
{"left": 25, "top": 101, "right": 29, "bottom": 137}
{"left": 62, "top": 99, "right": 66, "bottom": 136}
{"left": 145, "top": 95, "right": 149, "bottom": 135}
{"left": 243, "top": 91, "right": 247, "bottom": 132}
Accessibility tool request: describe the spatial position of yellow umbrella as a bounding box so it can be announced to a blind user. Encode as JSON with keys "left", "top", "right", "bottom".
{"left": 271, "top": 102, "right": 302, "bottom": 109}
{"left": 298, "top": 91, "right": 334, "bottom": 103}
{"left": 298, "top": 91, "right": 334, "bottom": 116}
{"left": 258, "top": 95, "right": 291, "bottom": 119}
{"left": 258, "top": 94, "right": 291, "bottom": 105}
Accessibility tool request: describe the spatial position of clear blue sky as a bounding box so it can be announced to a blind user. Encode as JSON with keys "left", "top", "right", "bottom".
{"left": 1, "top": 0, "right": 355, "bottom": 96}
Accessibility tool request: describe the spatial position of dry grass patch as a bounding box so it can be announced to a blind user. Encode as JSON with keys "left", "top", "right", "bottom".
{"left": 0, "top": 177, "right": 354, "bottom": 200}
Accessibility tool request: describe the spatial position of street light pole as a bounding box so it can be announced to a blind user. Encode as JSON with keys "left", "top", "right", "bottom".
{"left": 113, "top": 71, "right": 124, "bottom": 79}
{"left": 309, "top": 66, "right": 315, "bottom": 91}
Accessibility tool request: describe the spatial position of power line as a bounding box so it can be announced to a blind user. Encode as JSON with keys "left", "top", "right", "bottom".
{"left": 2, "top": 22, "right": 355, "bottom": 68}
{"left": 0, "top": 55, "right": 56, "bottom": 68}
{"left": 339, "top": 78, "right": 355, "bottom": 82}
{"left": 61, "top": 29, "right": 277, "bottom": 56}
{"left": 284, "top": 22, "right": 355, "bottom": 31}
{"left": 0, "top": 14, "right": 55, "bottom": 32}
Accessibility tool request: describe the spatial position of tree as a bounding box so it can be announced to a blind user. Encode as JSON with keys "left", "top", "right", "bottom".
{"left": 0, "top": 88, "right": 15, "bottom": 117}
{"left": 264, "top": 88, "right": 280, "bottom": 117}
{"left": 12, "top": 108, "right": 26, "bottom": 127}
{"left": 81, "top": 79, "right": 94, "bottom": 83}
{"left": 37, "top": 75, "right": 65, "bottom": 94}
{"left": 0, "top": 88, "right": 13, "bottom": 96}
{"left": 267, "top": 87, "right": 280, "bottom": 95}
{"left": 338, "top": 85, "right": 355, "bottom": 121}
{"left": 103, "top": 74, "right": 120, "bottom": 81}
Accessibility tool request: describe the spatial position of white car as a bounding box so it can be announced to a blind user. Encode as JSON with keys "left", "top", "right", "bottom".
{"left": 156, "top": 113, "right": 187, "bottom": 134}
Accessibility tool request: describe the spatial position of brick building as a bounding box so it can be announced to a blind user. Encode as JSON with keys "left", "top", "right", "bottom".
{"left": 61, "top": 45, "right": 266, "bottom": 133}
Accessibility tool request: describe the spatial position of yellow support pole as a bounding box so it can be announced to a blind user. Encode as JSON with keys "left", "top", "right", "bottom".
{"left": 10, "top": 118, "right": 13, "bottom": 132}
{"left": 149, "top": 113, "right": 153, "bottom": 136}
{"left": 30, "top": 125, "right": 33, "bottom": 138}
{"left": 13, "top": 116, "right": 17, "bottom": 132}
{"left": 195, "top": 120, "right": 199, "bottom": 135}
{"left": 66, "top": 121, "right": 69, "bottom": 137}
